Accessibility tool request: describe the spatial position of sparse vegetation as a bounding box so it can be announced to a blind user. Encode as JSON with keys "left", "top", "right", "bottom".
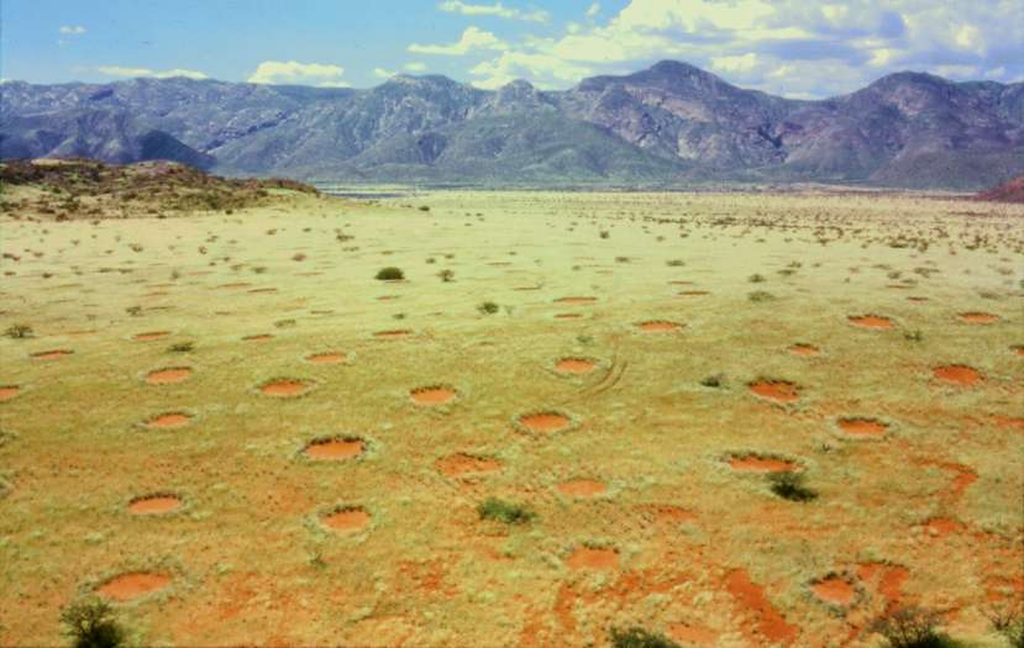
{"left": 748, "top": 290, "right": 776, "bottom": 302}
{"left": 986, "top": 604, "right": 1024, "bottom": 647}
{"left": 167, "top": 342, "right": 194, "bottom": 353}
{"left": 477, "top": 301, "right": 500, "bottom": 315}
{"left": 869, "top": 607, "right": 961, "bottom": 648}
{"left": 438, "top": 269, "right": 455, "bottom": 282}
{"left": 4, "top": 323, "right": 33, "bottom": 339}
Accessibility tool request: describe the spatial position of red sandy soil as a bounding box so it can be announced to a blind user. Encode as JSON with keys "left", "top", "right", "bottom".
{"left": 554, "top": 313, "right": 583, "bottom": 319}
{"left": 410, "top": 386, "right": 457, "bottom": 405}
{"left": 976, "top": 174, "right": 1024, "bottom": 203}
{"left": 907, "top": 296, "right": 929, "bottom": 302}
{"left": 725, "top": 569, "right": 799, "bottom": 644}
{"left": 554, "top": 358, "right": 596, "bottom": 374}
{"left": 748, "top": 380, "right": 800, "bottom": 403}
{"left": 958, "top": 312, "right": 1000, "bottom": 324}
{"left": 435, "top": 453, "right": 501, "bottom": 477}
{"left": 374, "top": 329, "right": 412, "bottom": 339}
{"left": 1012, "top": 345, "right": 1024, "bottom": 357}
{"left": 554, "top": 297, "right": 597, "bottom": 304}
{"left": 248, "top": 288, "right": 277, "bottom": 294}
{"left": 637, "top": 320, "right": 684, "bottom": 332}
{"left": 729, "top": 455, "right": 797, "bottom": 473}
{"left": 933, "top": 364, "right": 983, "bottom": 385}
{"left": 848, "top": 315, "right": 893, "bottom": 329}
{"left": 304, "top": 439, "right": 364, "bottom": 460}
{"left": 323, "top": 508, "right": 370, "bottom": 532}
{"left": 646, "top": 505, "right": 698, "bottom": 522}
{"left": 992, "top": 415, "right": 1024, "bottom": 430}
{"left": 667, "top": 622, "right": 718, "bottom": 646}
{"left": 811, "top": 577, "right": 856, "bottom": 605}
{"left": 556, "top": 479, "right": 607, "bottom": 498}
{"left": 260, "top": 380, "right": 310, "bottom": 397}
{"left": 922, "top": 517, "right": 965, "bottom": 537}
{"left": 146, "top": 413, "right": 191, "bottom": 429}
{"left": 242, "top": 334, "right": 273, "bottom": 342}
{"left": 0, "top": 386, "right": 20, "bottom": 402}
{"left": 518, "top": 412, "right": 571, "bottom": 433}
{"left": 133, "top": 331, "right": 170, "bottom": 341}
{"left": 145, "top": 367, "right": 192, "bottom": 385}
{"left": 307, "top": 352, "right": 346, "bottom": 364}
{"left": 838, "top": 418, "right": 888, "bottom": 437}
{"left": 128, "top": 495, "right": 182, "bottom": 515}
{"left": 96, "top": 572, "right": 171, "bottom": 602}
{"left": 788, "top": 344, "right": 820, "bottom": 357}
{"left": 31, "top": 349, "right": 72, "bottom": 360}
{"left": 566, "top": 547, "right": 619, "bottom": 571}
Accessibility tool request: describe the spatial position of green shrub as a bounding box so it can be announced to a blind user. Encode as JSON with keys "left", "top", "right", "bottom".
{"left": 748, "top": 290, "right": 776, "bottom": 302}
{"left": 748, "top": 273, "right": 766, "bottom": 283}
{"left": 986, "top": 604, "right": 1024, "bottom": 648}
{"left": 477, "top": 301, "right": 500, "bottom": 315}
{"left": 167, "top": 342, "right": 194, "bottom": 353}
{"left": 375, "top": 267, "right": 404, "bottom": 281}
{"left": 4, "top": 323, "right": 33, "bottom": 339}
{"left": 477, "top": 497, "right": 535, "bottom": 525}
{"left": 438, "top": 269, "right": 454, "bottom": 282}
{"left": 609, "top": 627, "right": 680, "bottom": 648}
{"left": 700, "top": 374, "right": 724, "bottom": 388}
{"left": 768, "top": 472, "right": 818, "bottom": 502}
{"left": 60, "top": 599, "right": 126, "bottom": 648}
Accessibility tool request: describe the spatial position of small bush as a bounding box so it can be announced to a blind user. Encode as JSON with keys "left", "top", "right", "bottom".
{"left": 748, "top": 290, "right": 776, "bottom": 302}
{"left": 4, "top": 323, "right": 33, "bottom": 339}
{"left": 478, "top": 301, "right": 500, "bottom": 315}
{"left": 438, "top": 269, "right": 454, "bottom": 282}
{"left": 609, "top": 627, "right": 680, "bottom": 648}
{"left": 477, "top": 497, "right": 535, "bottom": 525}
{"left": 375, "top": 267, "right": 404, "bottom": 281}
{"left": 167, "top": 342, "right": 194, "bottom": 353}
{"left": 986, "top": 604, "right": 1024, "bottom": 648}
{"left": 748, "top": 273, "right": 766, "bottom": 283}
{"left": 599, "top": 230, "right": 610, "bottom": 239}
{"left": 700, "top": 374, "right": 724, "bottom": 388}
{"left": 904, "top": 330, "right": 924, "bottom": 342}
{"left": 418, "top": 205, "right": 430, "bottom": 212}
{"left": 60, "top": 599, "right": 126, "bottom": 648}
{"left": 869, "top": 607, "right": 961, "bottom": 648}
{"left": 125, "top": 306, "right": 142, "bottom": 317}
{"left": 768, "top": 472, "right": 818, "bottom": 502}
{"left": 665, "top": 259, "right": 685, "bottom": 267}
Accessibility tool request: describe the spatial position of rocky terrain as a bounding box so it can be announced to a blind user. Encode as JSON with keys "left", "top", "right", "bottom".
{"left": 977, "top": 174, "right": 1024, "bottom": 203}
{"left": 2, "top": 61, "right": 1022, "bottom": 189}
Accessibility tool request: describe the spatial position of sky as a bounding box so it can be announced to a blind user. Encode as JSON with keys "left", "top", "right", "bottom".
{"left": 2, "top": 0, "right": 1021, "bottom": 99}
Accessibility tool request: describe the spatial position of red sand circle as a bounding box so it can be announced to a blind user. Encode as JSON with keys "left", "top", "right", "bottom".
{"left": 323, "top": 507, "right": 370, "bottom": 532}
{"left": 959, "top": 312, "right": 999, "bottom": 324}
{"left": 308, "top": 352, "right": 346, "bottom": 364}
{"left": 410, "top": 386, "right": 457, "bottom": 405}
{"left": 0, "top": 386, "right": 20, "bottom": 402}
{"left": 1012, "top": 345, "right": 1024, "bottom": 357}
{"left": 933, "top": 364, "right": 982, "bottom": 386}
{"left": 554, "top": 296, "right": 596, "bottom": 305}
{"left": 749, "top": 380, "right": 800, "bottom": 403}
{"left": 788, "top": 344, "right": 820, "bottom": 357}
{"left": 848, "top": 315, "right": 893, "bottom": 329}
{"left": 811, "top": 577, "right": 856, "bottom": 605}
{"left": 729, "top": 455, "right": 797, "bottom": 473}
{"left": 374, "top": 329, "right": 412, "bottom": 339}
{"left": 838, "top": 417, "right": 888, "bottom": 438}
{"left": 304, "top": 438, "right": 364, "bottom": 461}
{"left": 554, "top": 313, "right": 583, "bottom": 320}
{"left": 128, "top": 495, "right": 182, "bottom": 515}
{"left": 557, "top": 479, "right": 606, "bottom": 498}
{"left": 243, "top": 334, "right": 273, "bottom": 342}
{"left": 518, "top": 412, "right": 571, "bottom": 433}
{"left": 436, "top": 453, "right": 501, "bottom": 477}
{"left": 260, "top": 379, "right": 312, "bottom": 397}
{"left": 145, "top": 413, "right": 192, "bottom": 429}
{"left": 133, "top": 331, "right": 170, "bottom": 341}
{"left": 96, "top": 572, "right": 171, "bottom": 602}
{"left": 145, "top": 367, "right": 192, "bottom": 385}
{"left": 567, "top": 546, "right": 619, "bottom": 571}
{"left": 31, "top": 349, "right": 73, "bottom": 360}
{"left": 667, "top": 623, "right": 718, "bottom": 646}
{"left": 638, "top": 320, "right": 683, "bottom": 332}
{"left": 555, "top": 358, "right": 596, "bottom": 375}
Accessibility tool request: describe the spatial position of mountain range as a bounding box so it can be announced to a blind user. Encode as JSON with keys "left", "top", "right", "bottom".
{"left": 2, "top": 60, "right": 1023, "bottom": 189}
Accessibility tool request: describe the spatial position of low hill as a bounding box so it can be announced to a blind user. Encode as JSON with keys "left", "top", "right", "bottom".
{"left": 977, "top": 174, "right": 1024, "bottom": 203}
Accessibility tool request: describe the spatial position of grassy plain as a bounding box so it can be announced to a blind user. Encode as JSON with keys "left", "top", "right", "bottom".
{"left": 0, "top": 188, "right": 1021, "bottom": 647}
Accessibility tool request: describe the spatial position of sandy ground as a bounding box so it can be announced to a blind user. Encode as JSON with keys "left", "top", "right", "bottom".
{"left": 0, "top": 190, "right": 1021, "bottom": 647}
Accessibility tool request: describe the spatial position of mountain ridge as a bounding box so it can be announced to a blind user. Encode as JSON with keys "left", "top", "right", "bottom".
{"left": 3, "top": 61, "right": 1022, "bottom": 189}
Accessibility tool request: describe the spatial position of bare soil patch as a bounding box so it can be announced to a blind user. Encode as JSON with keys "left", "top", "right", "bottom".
{"left": 145, "top": 412, "right": 192, "bottom": 429}
{"left": 556, "top": 479, "right": 606, "bottom": 498}
{"left": 374, "top": 329, "right": 412, "bottom": 339}
{"left": 410, "top": 385, "right": 457, "bottom": 405}
{"left": 848, "top": 315, "right": 893, "bottom": 329}
{"left": 260, "top": 379, "right": 313, "bottom": 397}
{"left": 566, "top": 546, "right": 618, "bottom": 571}
{"left": 435, "top": 453, "right": 501, "bottom": 477}
{"left": 811, "top": 576, "right": 856, "bottom": 605}
{"left": 128, "top": 494, "right": 183, "bottom": 515}
{"left": 133, "top": 331, "right": 170, "bottom": 341}
{"left": 554, "top": 357, "right": 596, "bottom": 375}
{"left": 837, "top": 417, "right": 889, "bottom": 438}
{"left": 958, "top": 311, "right": 999, "bottom": 324}
{"left": 304, "top": 438, "right": 364, "bottom": 461}
{"left": 307, "top": 352, "right": 346, "bottom": 364}
{"left": 637, "top": 320, "right": 684, "bottom": 332}
{"left": 729, "top": 454, "right": 797, "bottom": 473}
{"left": 518, "top": 412, "right": 571, "bottom": 433}
{"left": 0, "top": 385, "right": 20, "bottom": 402}
{"left": 145, "top": 367, "right": 192, "bottom": 385}
{"left": 31, "top": 349, "right": 72, "bottom": 360}
{"left": 788, "top": 343, "right": 820, "bottom": 357}
{"left": 96, "top": 572, "right": 171, "bottom": 602}
{"left": 933, "top": 364, "right": 983, "bottom": 385}
{"left": 748, "top": 380, "right": 800, "bottom": 403}
{"left": 324, "top": 507, "right": 370, "bottom": 532}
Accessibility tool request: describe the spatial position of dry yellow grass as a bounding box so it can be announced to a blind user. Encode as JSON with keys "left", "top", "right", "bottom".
{"left": 0, "top": 189, "right": 1021, "bottom": 647}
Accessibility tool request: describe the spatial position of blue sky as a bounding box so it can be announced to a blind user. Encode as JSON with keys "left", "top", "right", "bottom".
{"left": 2, "top": 1, "right": 1022, "bottom": 98}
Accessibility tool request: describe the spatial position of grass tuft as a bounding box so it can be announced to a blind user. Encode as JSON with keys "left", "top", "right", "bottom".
{"left": 61, "top": 598, "right": 127, "bottom": 648}
{"left": 609, "top": 627, "right": 681, "bottom": 648}
{"left": 768, "top": 472, "right": 818, "bottom": 502}
{"left": 869, "top": 607, "right": 964, "bottom": 648}
{"left": 477, "top": 497, "right": 535, "bottom": 525}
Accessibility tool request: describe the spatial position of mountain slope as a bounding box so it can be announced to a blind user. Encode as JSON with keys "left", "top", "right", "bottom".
{"left": 2, "top": 63, "right": 1022, "bottom": 188}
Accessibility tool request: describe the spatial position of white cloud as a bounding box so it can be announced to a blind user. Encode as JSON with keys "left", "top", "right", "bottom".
{"left": 711, "top": 53, "right": 759, "bottom": 73}
{"left": 374, "top": 67, "right": 397, "bottom": 79}
{"left": 97, "top": 66, "right": 209, "bottom": 80}
{"left": 248, "top": 60, "right": 347, "bottom": 86}
{"left": 404, "top": 61, "right": 428, "bottom": 72}
{"left": 438, "top": 1, "right": 550, "bottom": 23}
{"left": 586, "top": 3, "right": 601, "bottom": 19}
{"left": 470, "top": 51, "right": 593, "bottom": 89}
{"left": 409, "top": 26, "right": 507, "bottom": 55}
{"left": 59, "top": 25, "right": 86, "bottom": 35}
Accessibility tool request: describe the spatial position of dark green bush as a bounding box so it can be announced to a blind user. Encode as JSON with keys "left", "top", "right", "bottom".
{"left": 60, "top": 599, "right": 126, "bottom": 648}
{"left": 477, "top": 497, "right": 535, "bottom": 525}
{"left": 609, "top": 627, "right": 680, "bottom": 648}
{"left": 768, "top": 472, "right": 818, "bottom": 502}
{"left": 375, "top": 267, "right": 404, "bottom": 281}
